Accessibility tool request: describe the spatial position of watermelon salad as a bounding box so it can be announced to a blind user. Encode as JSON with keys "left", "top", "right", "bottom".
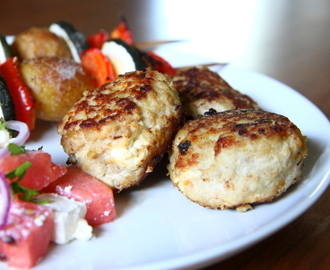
{"left": 0, "top": 18, "right": 176, "bottom": 269}
{"left": 0, "top": 119, "right": 117, "bottom": 269}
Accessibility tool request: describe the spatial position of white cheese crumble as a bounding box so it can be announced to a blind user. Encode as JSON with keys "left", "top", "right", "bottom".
{"left": 73, "top": 219, "right": 92, "bottom": 241}
{"left": 63, "top": 185, "right": 73, "bottom": 193}
{"left": 0, "top": 116, "right": 12, "bottom": 148}
{"left": 34, "top": 214, "right": 47, "bottom": 227}
{"left": 36, "top": 193, "right": 93, "bottom": 244}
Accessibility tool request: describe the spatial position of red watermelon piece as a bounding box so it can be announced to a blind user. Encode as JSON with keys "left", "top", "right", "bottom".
{"left": 42, "top": 165, "right": 117, "bottom": 227}
{"left": 0, "top": 200, "right": 54, "bottom": 269}
{"left": 0, "top": 150, "right": 67, "bottom": 190}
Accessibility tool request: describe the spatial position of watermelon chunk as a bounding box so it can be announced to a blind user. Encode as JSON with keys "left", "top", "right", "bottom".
{"left": 0, "top": 150, "right": 67, "bottom": 190}
{"left": 42, "top": 165, "right": 116, "bottom": 227}
{"left": 0, "top": 200, "right": 54, "bottom": 269}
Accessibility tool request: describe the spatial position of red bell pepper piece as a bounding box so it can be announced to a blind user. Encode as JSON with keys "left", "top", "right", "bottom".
{"left": 0, "top": 57, "right": 35, "bottom": 131}
{"left": 145, "top": 51, "right": 175, "bottom": 76}
{"left": 87, "top": 30, "right": 109, "bottom": 49}
{"left": 81, "top": 48, "right": 116, "bottom": 86}
{"left": 110, "top": 17, "right": 134, "bottom": 45}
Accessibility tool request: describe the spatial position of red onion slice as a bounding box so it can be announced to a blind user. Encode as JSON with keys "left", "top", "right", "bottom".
{"left": 0, "top": 172, "right": 11, "bottom": 230}
{"left": 6, "top": 120, "right": 30, "bottom": 146}
{"left": 0, "top": 120, "right": 29, "bottom": 229}
{"left": 0, "top": 120, "right": 30, "bottom": 160}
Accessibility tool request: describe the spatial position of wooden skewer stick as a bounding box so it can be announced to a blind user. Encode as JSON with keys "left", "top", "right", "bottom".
{"left": 134, "top": 40, "right": 228, "bottom": 71}
{"left": 175, "top": 63, "right": 228, "bottom": 71}
{"left": 134, "top": 39, "right": 188, "bottom": 49}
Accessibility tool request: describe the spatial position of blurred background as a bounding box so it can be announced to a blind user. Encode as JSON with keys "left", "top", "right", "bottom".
{"left": 0, "top": 0, "right": 329, "bottom": 117}
{"left": 0, "top": 1, "right": 329, "bottom": 269}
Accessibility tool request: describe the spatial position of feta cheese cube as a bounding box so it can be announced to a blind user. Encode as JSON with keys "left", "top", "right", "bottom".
{"left": 36, "top": 193, "right": 93, "bottom": 244}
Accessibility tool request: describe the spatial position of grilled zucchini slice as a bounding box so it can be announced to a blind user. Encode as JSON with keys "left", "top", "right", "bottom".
{"left": 49, "top": 20, "right": 89, "bottom": 63}
{"left": 101, "top": 39, "right": 146, "bottom": 76}
{"left": 0, "top": 75, "right": 16, "bottom": 121}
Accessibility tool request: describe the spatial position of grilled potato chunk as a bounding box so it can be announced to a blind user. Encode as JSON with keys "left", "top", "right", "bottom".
{"left": 19, "top": 56, "right": 96, "bottom": 121}
{"left": 167, "top": 109, "right": 307, "bottom": 211}
{"left": 12, "top": 27, "right": 72, "bottom": 60}
{"left": 172, "top": 66, "right": 259, "bottom": 119}
{"left": 58, "top": 68, "right": 183, "bottom": 192}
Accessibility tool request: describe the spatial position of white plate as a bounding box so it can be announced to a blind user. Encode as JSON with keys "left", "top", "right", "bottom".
{"left": 2, "top": 65, "right": 330, "bottom": 270}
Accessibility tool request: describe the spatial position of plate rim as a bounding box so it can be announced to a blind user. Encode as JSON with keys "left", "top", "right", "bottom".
{"left": 5, "top": 64, "right": 330, "bottom": 270}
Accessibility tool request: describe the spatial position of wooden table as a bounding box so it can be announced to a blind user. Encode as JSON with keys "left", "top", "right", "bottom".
{"left": 1, "top": 0, "right": 329, "bottom": 269}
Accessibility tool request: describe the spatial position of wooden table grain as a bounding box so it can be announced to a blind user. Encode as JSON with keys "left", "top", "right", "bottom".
{"left": 0, "top": 0, "right": 329, "bottom": 269}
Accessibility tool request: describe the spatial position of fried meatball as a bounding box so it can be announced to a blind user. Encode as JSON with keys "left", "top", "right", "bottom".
{"left": 58, "top": 68, "right": 183, "bottom": 192}
{"left": 172, "top": 66, "right": 259, "bottom": 119}
{"left": 167, "top": 109, "right": 307, "bottom": 211}
{"left": 19, "top": 57, "right": 96, "bottom": 121}
{"left": 12, "top": 27, "right": 72, "bottom": 60}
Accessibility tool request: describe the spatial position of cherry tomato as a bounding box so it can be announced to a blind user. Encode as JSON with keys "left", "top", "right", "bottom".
{"left": 87, "top": 30, "right": 109, "bottom": 49}
{"left": 145, "top": 51, "right": 175, "bottom": 76}
{"left": 110, "top": 17, "right": 134, "bottom": 45}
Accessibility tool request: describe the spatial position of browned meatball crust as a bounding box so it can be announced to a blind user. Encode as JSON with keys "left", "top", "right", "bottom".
{"left": 58, "top": 68, "right": 184, "bottom": 192}
{"left": 167, "top": 109, "right": 307, "bottom": 211}
{"left": 172, "top": 66, "right": 259, "bottom": 119}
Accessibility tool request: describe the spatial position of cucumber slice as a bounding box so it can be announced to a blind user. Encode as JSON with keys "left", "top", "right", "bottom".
{"left": 0, "top": 75, "right": 16, "bottom": 121}
{"left": 49, "top": 20, "right": 89, "bottom": 63}
{"left": 101, "top": 39, "right": 146, "bottom": 76}
{"left": 0, "top": 34, "right": 13, "bottom": 65}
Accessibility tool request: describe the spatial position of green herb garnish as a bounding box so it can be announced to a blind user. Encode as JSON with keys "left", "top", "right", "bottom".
{"left": 10, "top": 180, "right": 39, "bottom": 202}
{"left": 5, "top": 161, "right": 41, "bottom": 203}
{"left": 0, "top": 120, "right": 6, "bottom": 130}
{"left": 5, "top": 161, "right": 31, "bottom": 181}
{"left": 7, "top": 143, "right": 27, "bottom": 155}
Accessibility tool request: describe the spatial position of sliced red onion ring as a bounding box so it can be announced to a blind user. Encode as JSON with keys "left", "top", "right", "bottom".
{"left": 6, "top": 120, "right": 30, "bottom": 146}
{"left": 0, "top": 171, "right": 11, "bottom": 230}
{"left": 0, "top": 120, "right": 30, "bottom": 159}
{"left": 0, "top": 120, "right": 29, "bottom": 228}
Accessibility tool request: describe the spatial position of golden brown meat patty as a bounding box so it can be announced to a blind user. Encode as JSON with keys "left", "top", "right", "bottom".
{"left": 167, "top": 109, "right": 307, "bottom": 211}
{"left": 171, "top": 66, "right": 259, "bottom": 119}
{"left": 58, "top": 68, "right": 184, "bottom": 192}
{"left": 12, "top": 27, "right": 72, "bottom": 60}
